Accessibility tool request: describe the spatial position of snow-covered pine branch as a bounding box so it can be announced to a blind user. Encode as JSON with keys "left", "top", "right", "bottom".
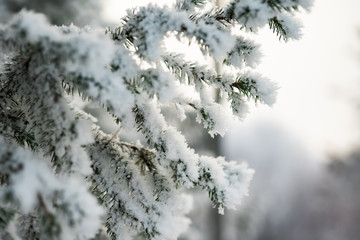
{"left": 0, "top": 0, "right": 311, "bottom": 239}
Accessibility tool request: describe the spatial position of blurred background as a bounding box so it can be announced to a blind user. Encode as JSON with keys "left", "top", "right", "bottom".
{"left": 1, "top": 0, "right": 360, "bottom": 239}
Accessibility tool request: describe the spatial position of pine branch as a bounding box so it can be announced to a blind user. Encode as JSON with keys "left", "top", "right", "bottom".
{"left": 0, "top": 137, "right": 104, "bottom": 240}
{"left": 0, "top": 206, "right": 16, "bottom": 231}
{"left": 0, "top": 1, "right": 309, "bottom": 238}
{"left": 2, "top": 55, "right": 90, "bottom": 174}
{"left": 223, "top": 36, "right": 260, "bottom": 68}
{"left": 88, "top": 129, "right": 173, "bottom": 239}
{"left": 17, "top": 214, "right": 41, "bottom": 240}
{"left": 269, "top": 16, "right": 288, "bottom": 40}
{"left": 176, "top": 0, "right": 207, "bottom": 11}
{"left": 110, "top": 5, "right": 234, "bottom": 61}
{"left": 133, "top": 99, "right": 253, "bottom": 211}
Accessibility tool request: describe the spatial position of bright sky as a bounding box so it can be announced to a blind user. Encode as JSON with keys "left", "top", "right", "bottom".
{"left": 254, "top": 0, "right": 360, "bottom": 159}
{"left": 102, "top": 0, "right": 360, "bottom": 160}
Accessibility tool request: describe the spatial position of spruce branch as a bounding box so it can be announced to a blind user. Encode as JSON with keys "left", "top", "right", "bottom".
{"left": 269, "top": 16, "right": 288, "bottom": 40}
{"left": 88, "top": 129, "right": 172, "bottom": 239}
{"left": 0, "top": 1, "right": 309, "bottom": 238}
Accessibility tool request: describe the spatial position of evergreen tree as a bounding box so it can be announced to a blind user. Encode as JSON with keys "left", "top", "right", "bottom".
{"left": 0, "top": 0, "right": 311, "bottom": 239}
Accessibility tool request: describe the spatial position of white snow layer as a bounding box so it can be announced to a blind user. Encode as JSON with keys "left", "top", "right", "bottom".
{"left": 0, "top": 137, "right": 104, "bottom": 240}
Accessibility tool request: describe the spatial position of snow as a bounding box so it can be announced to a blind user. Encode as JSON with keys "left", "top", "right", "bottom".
{"left": 10, "top": 151, "right": 60, "bottom": 213}
{"left": 0, "top": 137, "right": 104, "bottom": 240}
{"left": 243, "top": 71, "right": 278, "bottom": 106}
{"left": 225, "top": 35, "right": 262, "bottom": 68}
{"left": 234, "top": 0, "right": 272, "bottom": 29}
{"left": 123, "top": 4, "right": 235, "bottom": 62}
{"left": 0, "top": 0, "right": 309, "bottom": 238}
{"left": 58, "top": 177, "right": 105, "bottom": 239}
{"left": 2, "top": 10, "right": 144, "bottom": 132}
